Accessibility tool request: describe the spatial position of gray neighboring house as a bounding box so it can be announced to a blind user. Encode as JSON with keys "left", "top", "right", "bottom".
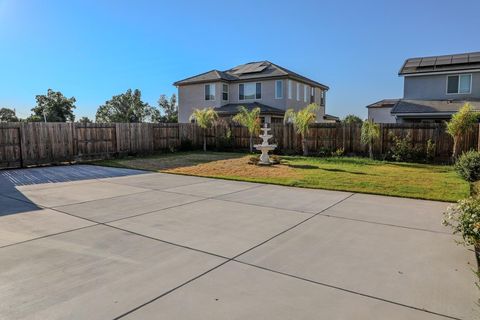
{"left": 173, "top": 61, "right": 331, "bottom": 123}
{"left": 368, "top": 51, "right": 480, "bottom": 123}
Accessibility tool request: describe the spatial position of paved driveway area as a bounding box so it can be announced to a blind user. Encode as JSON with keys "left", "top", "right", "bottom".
{"left": 0, "top": 165, "right": 477, "bottom": 319}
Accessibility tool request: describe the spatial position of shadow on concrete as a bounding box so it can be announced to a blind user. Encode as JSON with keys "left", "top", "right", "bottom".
{"left": 0, "top": 164, "right": 147, "bottom": 216}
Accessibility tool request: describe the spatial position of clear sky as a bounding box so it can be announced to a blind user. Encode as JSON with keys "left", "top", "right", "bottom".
{"left": 1, "top": 0, "right": 479, "bottom": 120}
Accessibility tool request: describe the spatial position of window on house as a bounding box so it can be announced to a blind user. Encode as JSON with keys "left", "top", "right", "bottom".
{"left": 205, "top": 84, "right": 215, "bottom": 100}
{"left": 288, "top": 80, "right": 292, "bottom": 99}
{"left": 304, "top": 85, "right": 308, "bottom": 103}
{"left": 239, "top": 82, "right": 261, "bottom": 100}
{"left": 275, "top": 80, "right": 283, "bottom": 99}
{"left": 320, "top": 91, "right": 325, "bottom": 106}
{"left": 222, "top": 84, "right": 228, "bottom": 100}
{"left": 310, "top": 87, "right": 315, "bottom": 103}
{"left": 447, "top": 74, "right": 472, "bottom": 94}
{"left": 296, "top": 83, "right": 300, "bottom": 101}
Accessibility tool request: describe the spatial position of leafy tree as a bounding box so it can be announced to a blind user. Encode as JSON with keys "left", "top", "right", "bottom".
{"left": 232, "top": 106, "right": 261, "bottom": 152}
{"left": 446, "top": 103, "right": 479, "bottom": 160}
{"left": 156, "top": 94, "right": 178, "bottom": 123}
{"left": 96, "top": 89, "right": 157, "bottom": 123}
{"left": 190, "top": 107, "right": 218, "bottom": 152}
{"left": 0, "top": 107, "right": 19, "bottom": 122}
{"left": 30, "top": 89, "right": 76, "bottom": 122}
{"left": 284, "top": 103, "right": 319, "bottom": 156}
{"left": 77, "top": 116, "right": 93, "bottom": 124}
{"left": 343, "top": 114, "right": 363, "bottom": 125}
{"left": 361, "top": 120, "right": 380, "bottom": 159}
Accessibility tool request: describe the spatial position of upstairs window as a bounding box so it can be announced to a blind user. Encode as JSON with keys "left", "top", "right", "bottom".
{"left": 304, "top": 85, "right": 308, "bottom": 103}
{"left": 222, "top": 84, "right": 228, "bottom": 100}
{"left": 447, "top": 74, "right": 472, "bottom": 94}
{"left": 205, "top": 84, "right": 215, "bottom": 100}
{"left": 239, "top": 82, "right": 261, "bottom": 100}
{"left": 288, "top": 80, "right": 292, "bottom": 99}
{"left": 275, "top": 80, "right": 283, "bottom": 99}
{"left": 296, "top": 83, "right": 300, "bottom": 101}
{"left": 320, "top": 90, "right": 325, "bottom": 106}
{"left": 310, "top": 87, "right": 315, "bottom": 103}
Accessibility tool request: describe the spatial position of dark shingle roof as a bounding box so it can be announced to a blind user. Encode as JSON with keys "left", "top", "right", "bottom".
{"left": 399, "top": 51, "right": 480, "bottom": 75}
{"left": 174, "top": 61, "right": 329, "bottom": 89}
{"left": 366, "top": 99, "right": 401, "bottom": 108}
{"left": 391, "top": 99, "right": 480, "bottom": 114}
{"left": 214, "top": 102, "right": 285, "bottom": 116}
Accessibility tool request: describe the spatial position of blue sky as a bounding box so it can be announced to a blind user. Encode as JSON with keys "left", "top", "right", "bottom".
{"left": 1, "top": 0, "right": 479, "bottom": 120}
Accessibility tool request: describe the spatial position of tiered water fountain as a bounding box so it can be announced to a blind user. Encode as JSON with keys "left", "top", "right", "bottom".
{"left": 254, "top": 123, "right": 277, "bottom": 165}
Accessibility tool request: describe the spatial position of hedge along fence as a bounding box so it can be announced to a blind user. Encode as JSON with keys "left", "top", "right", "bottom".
{"left": 0, "top": 122, "right": 478, "bottom": 169}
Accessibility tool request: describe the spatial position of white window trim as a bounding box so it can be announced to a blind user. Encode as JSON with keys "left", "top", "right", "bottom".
{"left": 296, "top": 83, "right": 300, "bottom": 101}
{"left": 239, "top": 82, "right": 262, "bottom": 101}
{"left": 288, "top": 80, "right": 292, "bottom": 99}
{"left": 275, "top": 80, "right": 283, "bottom": 99}
{"left": 205, "top": 83, "right": 215, "bottom": 101}
{"left": 304, "top": 85, "right": 308, "bottom": 103}
{"left": 446, "top": 74, "right": 472, "bottom": 95}
{"left": 222, "top": 84, "right": 229, "bottom": 101}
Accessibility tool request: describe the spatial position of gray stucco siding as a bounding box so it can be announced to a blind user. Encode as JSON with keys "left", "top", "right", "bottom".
{"left": 368, "top": 107, "right": 396, "bottom": 123}
{"left": 403, "top": 72, "right": 480, "bottom": 100}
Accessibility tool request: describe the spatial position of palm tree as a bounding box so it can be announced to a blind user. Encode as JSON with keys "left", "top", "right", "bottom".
{"left": 190, "top": 107, "right": 218, "bottom": 152}
{"left": 284, "top": 103, "right": 319, "bottom": 156}
{"left": 361, "top": 120, "right": 380, "bottom": 159}
{"left": 232, "top": 106, "right": 261, "bottom": 152}
{"left": 446, "top": 103, "right": 479, "bottom": 160}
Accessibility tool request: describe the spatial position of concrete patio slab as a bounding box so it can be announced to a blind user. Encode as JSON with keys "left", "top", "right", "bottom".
{"left": 0, "top": 208, "right": 94, "bottom": 247}
{"left": 101, "top": 172, "right": 210, "bottom": 190}
{"left": 6, "top": 181, "right": 149, "bottom": 207}
{"left": 0, "top": 225, "right": 225, "bottom": 320}
{"left": 0, "top": 195, "right": 39, "bottom": 215}
{"left": 322, "top": 193, "right": 451, "bottom": 233}
{"left": 54, "top": 190, "right": 203, "bottom": 223}
{"left": 218, "top": 184, "right": 352, "bottom": 213}
{"left": 123, "top": 261, "right": 445, "bottom": 320}
{"left": 164, "top": 179, "right": 259, "bottom": 198}
{"left": 238, "top": 215, "right": 478, "bottom": 320}
{"left": 109, "top": 199, "right": 311, "bottom": 257}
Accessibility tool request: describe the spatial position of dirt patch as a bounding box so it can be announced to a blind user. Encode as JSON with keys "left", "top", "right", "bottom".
{"left": 164, "top": 156, "right": 301, "bottom": 179}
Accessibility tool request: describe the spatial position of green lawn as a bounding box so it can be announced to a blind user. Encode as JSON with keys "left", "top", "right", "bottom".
{"left": 94, "top": 152, "right": 468, "bottom": 202}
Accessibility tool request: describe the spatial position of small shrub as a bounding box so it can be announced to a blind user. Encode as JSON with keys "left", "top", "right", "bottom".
{"left": 216, "top": 127, "right": 234, "bottom": 151}
{"left": 179, "top": 138, "right": 193, "bottom": 151}
{"left": 454, "top": 151, "right": 480, "bottom": 182}
{"left": 388, "top": 134, "right": 422, "bottom": 162}
{"left": 317, "top": 147, "right": 332, "bottom": 158}
{"left": 248, "top": 156, "right": 259, "bottom": 165}
{"left": 443, "top": 197, "right": 480, "bottom": 247}
{"left": 426, "top": 139, "right": 436, "bottom": 163}
{"left": 332, "top": 148, "right": 344, "bottom": 157}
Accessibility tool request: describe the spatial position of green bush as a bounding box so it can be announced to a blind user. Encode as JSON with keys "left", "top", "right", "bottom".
{"left": 388, "top": 134, "right": 422, "bottom": 162}
{"left": 426, "top": 139, "right": 436, "bottom": 163}
{"left": 454, "top": 151, "right": 480, "bottom": 182}
{"left": 443, "top": 197, "right": 480, "bottom": 247}
{"left": 332, "top": 148, "right": 345, "bottom": 157}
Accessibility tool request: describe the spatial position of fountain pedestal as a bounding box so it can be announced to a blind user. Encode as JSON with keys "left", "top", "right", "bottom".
{"left": 254, "top": 124, "right": 277, "bottom": 165}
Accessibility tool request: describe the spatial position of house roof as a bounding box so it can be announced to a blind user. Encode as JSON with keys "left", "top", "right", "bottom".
{"left": 366, "top": 99, "right": 400, "bottom": 108}
{"left": 399, "top": 51, "right": 480, "bottom": 76}
{"left": 174, "top": 61, "right": 329, "bottom": 89}
{"left": 391, "top": 99, "right": 480, "bottom": 115}
{"left": 214, "top": 102, "right": 285, "bottom": 116}
{"left": 323, "top": 114, "right": 340, "bottom": 122}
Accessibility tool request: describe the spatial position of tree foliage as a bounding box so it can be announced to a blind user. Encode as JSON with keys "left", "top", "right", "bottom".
{"left": 156, "top": 94, "right": 178, "bottom": 123}
{"left": 95, "top": 89, "right": 157, "bottom": 123}
{"left": 30, "top": 89, "right": 76, "bottom": 122}
{"left": 284, "top": 103, "right": 319, "bottom": 156}
{"left": 0, "top": 107, "right": 19, "bottom": 122}
{"left": 189, "top": 107, "right": 218, "bottom": 152}
{"left": 77, "top": 116, "right": 93, "bottom": 124}
{"left": 361, "top": 120, "right": 380, "bottom": 159}
{"left": 232, "top": 106, "right": 261, "bottom": 152}
{"left": 342, "top": 114, "right": 363, "bottom": 125}
{"left": 446, "top": 103, "right": 479, "bottom": 159}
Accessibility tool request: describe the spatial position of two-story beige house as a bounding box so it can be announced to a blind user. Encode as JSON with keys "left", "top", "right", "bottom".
{"left": 173, "top": 61, "right": 330, "bottom": 123}
{"left": 367, "top": 51, "right": 480, "bottom": 123}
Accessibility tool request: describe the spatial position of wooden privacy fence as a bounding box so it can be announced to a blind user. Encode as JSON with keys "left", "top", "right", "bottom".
{"left": 0, "top": 122, "right": 478, "bottom": 169}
